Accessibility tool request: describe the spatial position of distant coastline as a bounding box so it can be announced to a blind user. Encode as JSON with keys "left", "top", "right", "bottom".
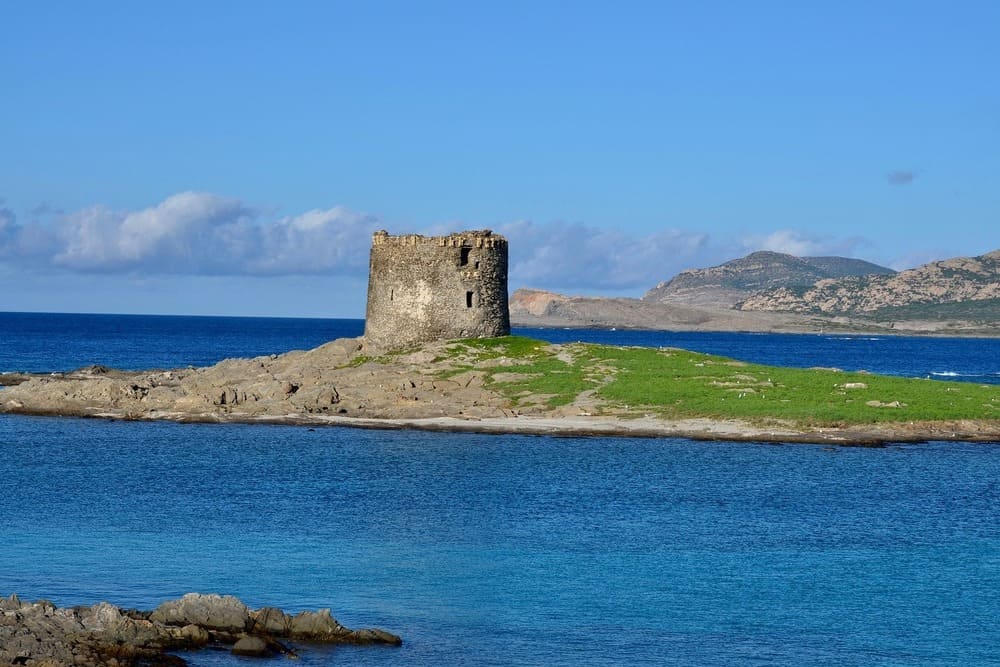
{"left": 510, "top": 289, "right": 1000, "bottom": 339}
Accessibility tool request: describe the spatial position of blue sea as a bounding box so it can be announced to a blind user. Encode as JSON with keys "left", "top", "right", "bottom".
{"left": 2, "top": 312, "right": 1000, "bottom": 665}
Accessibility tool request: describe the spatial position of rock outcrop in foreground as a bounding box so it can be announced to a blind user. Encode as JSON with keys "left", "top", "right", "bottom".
{"left": 0, "top": 592, "right": 401, "bottom": 666}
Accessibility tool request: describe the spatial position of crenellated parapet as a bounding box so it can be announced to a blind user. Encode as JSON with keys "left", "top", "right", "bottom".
{"left": 371, "top": 229, "right": 506, "bottom": 249}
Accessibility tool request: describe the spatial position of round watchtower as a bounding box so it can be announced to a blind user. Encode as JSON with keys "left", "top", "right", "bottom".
{"left": 364, "top": 230, "right": 510, "bottom": 350}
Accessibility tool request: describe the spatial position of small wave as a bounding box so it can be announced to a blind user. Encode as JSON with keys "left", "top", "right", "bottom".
{"left": 931, "top": 371, "right": 961, "bottom": 377}
{"left": 825, "top": 336, "right": 883, "bottom": 342}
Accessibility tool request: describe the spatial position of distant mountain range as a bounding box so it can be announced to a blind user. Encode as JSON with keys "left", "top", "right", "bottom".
{"left": 510, "top": 248, "right": 1000, "bottom": 335}
{"left": 738, "top": 249, "right": 1000, "bottom": 321}
{"left": 643, "top": 251, "right": 895, "bottom": 308}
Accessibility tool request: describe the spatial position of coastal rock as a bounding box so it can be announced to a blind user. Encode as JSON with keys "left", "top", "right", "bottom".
{"left": 349, "top": 628, "right": 405, "bottom": 645}
{"left": 0, "top": 336, "right": 514, "bottom": 423}
{"left": 231, "top": 634, "right": 270, "bottom": 657}
{"left": 0, "top": 593, "right": 401, "bottom": 666}
{"left": 289, "top": 608, "right": 351, "bottom": 640}
{"left": 250, "top": 606, "right": 292, "bottom": 635}
{"left": 150, "top": 593, "right": 250, "bottom": 632}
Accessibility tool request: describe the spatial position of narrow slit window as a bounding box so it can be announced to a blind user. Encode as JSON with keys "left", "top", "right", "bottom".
{"left": 389, "top": 289, "right": 393, "bottom": 301}
{"left": 460, "top": 247, "right": 471, "bottom": 266}
{"left": 466, "top": 291, "right": 474, "bottom": 308}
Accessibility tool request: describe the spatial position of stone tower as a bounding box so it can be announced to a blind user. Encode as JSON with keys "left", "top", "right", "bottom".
{"left": 364, "top": 229, "right": 511, "bottom": 350}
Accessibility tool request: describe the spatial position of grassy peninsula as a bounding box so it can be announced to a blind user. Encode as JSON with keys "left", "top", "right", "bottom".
{"left": 446, "top": 336, "right": 999, "bottom": 427}
{"left": 3, "top": 334, "right": 998, "bottom": 443}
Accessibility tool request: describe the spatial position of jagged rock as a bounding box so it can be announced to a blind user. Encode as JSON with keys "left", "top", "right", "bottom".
{"left": 289, "top": 608, "right": 350, "bottom": 640}
{"left": 0, "top": 593, "right": 21, "bottom": 610}
{"left": 0, "top": 335, "right": 513, "bottom": 423}
{"left": 150, "top": 593, "right": 250, "bottom": 632}
{"left": 1, "top": 593, "right": 400, "bottom": 666}
{"left": 250, "top": 606, "right": 291, "bottom": 635}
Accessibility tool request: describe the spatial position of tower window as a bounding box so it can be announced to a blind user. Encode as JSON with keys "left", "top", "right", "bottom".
{"left": 460, "top": 247, "right": 471, "bottom": 266}
{"left": 466, "top": 291, "right": 474, "bottom": 308}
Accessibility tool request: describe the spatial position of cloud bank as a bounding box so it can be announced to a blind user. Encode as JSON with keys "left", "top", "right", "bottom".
{"left": 1, "top": 192, "right": 380, "bottom": 276}
{"left": 739, "top": 229, "right": 869, "bottom": 258}
{"left": 0, "top": 191, "right": 876, "bottom": 294}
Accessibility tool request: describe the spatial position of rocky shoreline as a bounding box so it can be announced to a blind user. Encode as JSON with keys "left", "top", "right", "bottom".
{"left": 0, "top": 592, "right": 400, "bottom": 666}
{"left": 2, "top": 336, "right": 999, "bottom": 445}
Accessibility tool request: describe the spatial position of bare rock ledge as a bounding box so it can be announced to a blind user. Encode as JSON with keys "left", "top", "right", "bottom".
{"left": 0, "top": 592, "right": 401, "bottom": 666}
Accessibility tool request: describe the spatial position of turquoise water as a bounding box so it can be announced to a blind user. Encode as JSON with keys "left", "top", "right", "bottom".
{"left": 3, "top": 417, "right": 1000, "bottom": 665}
{"left": 2, "top": 313, "right": 1000, "bottom": 664}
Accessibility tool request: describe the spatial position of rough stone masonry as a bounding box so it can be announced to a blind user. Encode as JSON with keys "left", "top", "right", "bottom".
{"left": 364, "top": 229, "right": 510, "bottom": 350}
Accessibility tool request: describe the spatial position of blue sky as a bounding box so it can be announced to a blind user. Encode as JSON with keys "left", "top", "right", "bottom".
{"left": 2, "top": 1, "right": 997, "bottom": 317}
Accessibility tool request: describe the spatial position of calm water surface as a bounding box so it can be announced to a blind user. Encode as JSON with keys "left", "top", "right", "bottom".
{"left": 2, "top": 313, "right": 1000, "bottom": 665}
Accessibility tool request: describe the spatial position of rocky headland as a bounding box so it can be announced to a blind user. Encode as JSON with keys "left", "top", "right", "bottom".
{"left": 0, "top": 592, "right": 400, "bottom": 666}
{"left": 510, "top": 287, "right": 830, "bottom": 333}
{"left": 0, "top": 337, "right": 510, "bottom": 423}
{"left": 2, "top": 335, "right": 998, "bottom": 445}
{"left": 511, "top": 249, "right": 1000, "bottom": 336}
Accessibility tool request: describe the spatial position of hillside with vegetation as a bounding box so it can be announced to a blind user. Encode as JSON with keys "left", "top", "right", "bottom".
{"left": 643, "top": 251, "right": 895, "bottom": 308}
{"left": 738, "top": 249, "right": 1000, "bottom": 319}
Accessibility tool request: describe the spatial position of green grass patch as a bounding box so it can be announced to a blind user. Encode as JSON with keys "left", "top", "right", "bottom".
{"left": 446, "top": 336, "right": 589, "bottom": 407}
{"left": 448, "top": 337, "right": 999, "bottom": 425}
{"left": 588, "top": 345, "right": 998, "bottom": 424}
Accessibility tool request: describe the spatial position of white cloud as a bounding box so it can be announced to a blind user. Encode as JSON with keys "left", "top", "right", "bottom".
{"left": 2, "top": 192, "right": 381, "bottom": 277}
{"left": 1, "top": 191, "right": 891, "bottom": 296}
{"left": 499, "top": 220, "right": 716, "bottom": 292}
{"left": 739, "top": 229, "right": 869, "bottom": 258}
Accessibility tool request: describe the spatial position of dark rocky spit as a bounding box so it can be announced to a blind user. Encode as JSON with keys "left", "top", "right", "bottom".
{"left": 0, "top": 592, "right": 401, "bottom": 666}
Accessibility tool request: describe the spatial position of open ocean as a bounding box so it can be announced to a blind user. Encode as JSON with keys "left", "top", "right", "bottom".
{"left": 2, "top": 312, "right": 1000, "bottom": 665}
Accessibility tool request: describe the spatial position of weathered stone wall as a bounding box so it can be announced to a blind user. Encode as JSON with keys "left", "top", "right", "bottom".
{"left": 364, "top": 230, "right": 510, "bottom": 350}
